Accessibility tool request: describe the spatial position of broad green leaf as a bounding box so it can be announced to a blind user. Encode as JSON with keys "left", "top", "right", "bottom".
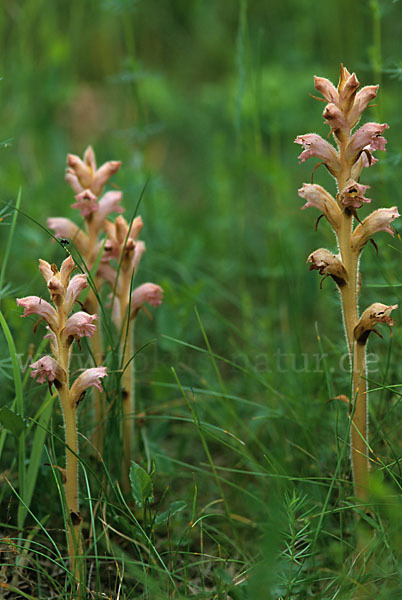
{"left": 0, "top": 406, "right": 27, "bottom": 437}
{"left": 129, "top": 461, "right": 153, "bottom": 508}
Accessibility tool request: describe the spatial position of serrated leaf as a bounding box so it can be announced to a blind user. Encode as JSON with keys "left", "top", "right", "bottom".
{"left": 129, "top": 461, "right": 153, "bottom": 508}
{"left": 0, "top": 406, "right": 27, "bottom": 437}
{"left": 154, "top": 500, "right": 187, "bottom": 525}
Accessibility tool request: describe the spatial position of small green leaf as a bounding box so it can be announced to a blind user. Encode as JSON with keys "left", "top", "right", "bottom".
{"left": 129, "top": 461, "right": 153, "bottom": 508}
{"left": 0, "top": 406, "right": 27, "bottom": 437}
{"left": 155, "top": 500, "right": 187, "bottom": 525}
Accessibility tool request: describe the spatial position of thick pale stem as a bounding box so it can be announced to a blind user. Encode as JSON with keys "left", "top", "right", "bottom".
{"left": 336, "top": 155, "right": 369, "bottom": 502}
{"left": 59, "top": 384, "right": 82, "bottom": 578}
{"left": 91, "top": 323, "right": 105, "bottom": 455}
{"left": 351, "top": 341, "right": 369, "bottom": 499}
{"left": 122, "top": 318, "right": 135, "bottom": 493}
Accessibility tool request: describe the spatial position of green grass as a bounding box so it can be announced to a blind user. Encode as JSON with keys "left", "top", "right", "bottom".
{"left": 0, "top": 0, "right": 402, "bottom": 598}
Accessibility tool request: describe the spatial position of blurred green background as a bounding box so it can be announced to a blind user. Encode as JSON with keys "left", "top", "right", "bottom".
{"left": 1, "top": 0, "right": 402, "bottom": 596}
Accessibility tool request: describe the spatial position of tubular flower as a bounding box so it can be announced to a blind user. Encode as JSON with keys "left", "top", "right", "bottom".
{"left": 345, "top": 122, "right": 389, "bottom": 165}
{"left": 30, "top": 356, "right": 66, "bottom": 386}
{"left": 17, "top": 296, "right": 58, "bottom": 331}
{"left": 298, "top": 183, "right": 342, "bottom": 230}
{"left": 307, "top": 249, "right": 347, "bottom": 287}
{"left": 354, "top": 303, "right": 398, "bottom": 345}
{"left": 351, "top": 207, "right": 400, "bottom": 253}
{"left": 64, "top": 312, "right": 98, "bottom": 340}
{"left": 47, "top": 218, "right": 89, "bottom": 254}
{"left": 130, "top": 283, "right": 164, "bottom": 319}
{"left": 64, "top": 274, "right": 88, "bottom": 314}
{"left": 102, "top": 215, "right": 143, "bottom": 269}
{"left": 65, "top": 145, "right": 121, "bottom": 197}
{"left": 70, "top": 367, "right": 108, "bottom": 406}
{"left": 314, "top": 76, "right": 339, "bottom": 104}
{"left": 92, "top": 191, "right": 124, "bottom": 229}
{"left": 294, "top": 134, "right": 341, "bottom": 176}
{"left": 71, "top": 189, "right": 99, "bottom": 217}
{"left": 348, "top": 85, "right": 379, "bottom": 128}
{"left": 322, "top": 103, "right": 350, "bottom": 141}
{"left": 339, "top": 180, "right": 371, "bottom": 210}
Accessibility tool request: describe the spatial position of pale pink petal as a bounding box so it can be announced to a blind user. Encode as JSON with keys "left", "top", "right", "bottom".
{"left": 133, "top": 240, "right": 146, "bottom": 271}
{"left": 47, "top": 218, "right": 88, "bottom": 255}
{"left": 352, "top": 207, "right": 400, "bottom": 252}
{"left": 314, "top": 76, "right": 338, "bottom": 104}
{"left": 348, "top": 85, "right": 379, "bottom": 128}
{"left": 64, "top": 274, "right": 88, "bottom": 313}
{"left": 71, "top": 189, "right": 99, "bottom": 217}
{"left": 67, "top": 153, "right": 92, "bottom": 188}
{"left": 340, "top": 181, "right": 371, "bottom": 210}
{"left": 84, "top": 145, "right": 97, "bottom": 172}
{"left": 129, "top": 216, "right": 144, "bottom": 240}
{"left": 294, "top": 134, "right": 341, "bottom": 176}
{"left": 345, "top": 122, "right": 389, "bottom": 164}
{"left": 93, "top": 191, "right": 124, "bottom": 229}
{"left": 64, "top": 312, "right": 98, "bottom": 339}
{"left": 70, "top": 366, "right": 108, "bottom": 405}
{"left": 322, "top": 103, "right": 349, "bottom": 138}
{"left": 65, "top": 171, "right": 84, "bottom": 194}
{"left": 91, "top": 160, "right": 121, "bottom": 196}
{"left": 59, "top": 255, "right": 76, "bottom": 287}
{"left": 131, "top": 283, "right": 163, "bottom": 319}
{"left": 298, "top": 183, "right": 341, "bottom": 230}
{"left": 30, "top": 355, "right": 65, "bottom": 385}
{"left": 17, "top": 296, "right": 58, "bottom": 330}
{"left": 38, "top": 259, "right": 54, "bottom": 284}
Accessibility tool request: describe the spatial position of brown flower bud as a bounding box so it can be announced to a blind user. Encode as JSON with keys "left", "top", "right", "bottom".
{"left": 307, "top": 248, "right": 348, "bottom": 287}
{"left": 354, "top": 303, "right": 398, "bottom": 345}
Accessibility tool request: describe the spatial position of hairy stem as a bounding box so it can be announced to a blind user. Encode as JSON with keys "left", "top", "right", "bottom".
{"left": 336, "top": 159, "right": 369, "bottom": 501}
{"left": 122, "top": 318, "right": 134, "bottom": 493}
{"left": 59, "top": 384, "right": 82, "bottom": 578}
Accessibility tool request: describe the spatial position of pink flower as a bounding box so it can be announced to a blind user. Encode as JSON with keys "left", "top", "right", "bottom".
{"left": 38, "top": 259, "right": 55, "bottom": 284}
{"left": 133, "top": 241, "right": 146, "bottom": 271}
{"left": 348, "top": 85, "right": 379, "bottom": 128}
{"left": 47, "top": 218, "right": 88, "bottom": 255}
{"left": 345, "top": 122, "right": 389, "bottom": 165}
{"left": 65, "top": 146, "right": 121, "bottom": 196}
{"left": 92, "top": 191, "right": 124, "bottom": 230}
{"left": 17, "top": 296, "right": 58, "bottom": 331}
{"left": 314, "top": 76, "right": 339, "bottom": 104}
{"left": 71, "top": 189, "right": 99, "bottom": 217}
{"left": 294, "top": 134, "right": 341, "bottom": 176}
{"left": 70, "top": 367, "right": 108, "bottom": 405}
{"left": 131, "top": 283, "right": 163, "bottom": 319}
{"left": 129, "top": 216, "right": 144, "bottom": 240}
{"left": 322, "top": 103, "right": 349, "bottom": 139}
{"left": 298, "top": 183, "right": 341, "bottom": 230}
{"left": 30, "top": 356, "right": 65, "bottom": 385}
{"left": 59, "top": 255, "right": 76, "bottom": 287}
{"left": 352, "top": 207, "right": 400, "bottom": 252}
{"left": 340, "top": 181, "right": 371, "bottom": 210}
{"left": 64, "top": 274, "right": 88, "bottom": 313}
{"left": 64, "top": 312, "right": 98, "bottom": 339}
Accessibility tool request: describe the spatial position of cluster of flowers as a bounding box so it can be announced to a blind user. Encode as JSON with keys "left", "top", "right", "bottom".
{"left": 295, "top": 66, "right": 398, "bottom": 342}
{"left": 17, "top": 255, "right": 107, "bottom": 396}
{"left": 295, "top": 66, "right": 399, "bottom": 502}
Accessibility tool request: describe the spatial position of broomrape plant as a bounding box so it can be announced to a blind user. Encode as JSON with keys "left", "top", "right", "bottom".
{"left": 48, "top": 146, "right": 163, "bottom": 489}
{"left": 295, "top": 66, "right": 399, "bottom": 503}
{"left": 17, "top": 255, "right": 107, "bottom": 577}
